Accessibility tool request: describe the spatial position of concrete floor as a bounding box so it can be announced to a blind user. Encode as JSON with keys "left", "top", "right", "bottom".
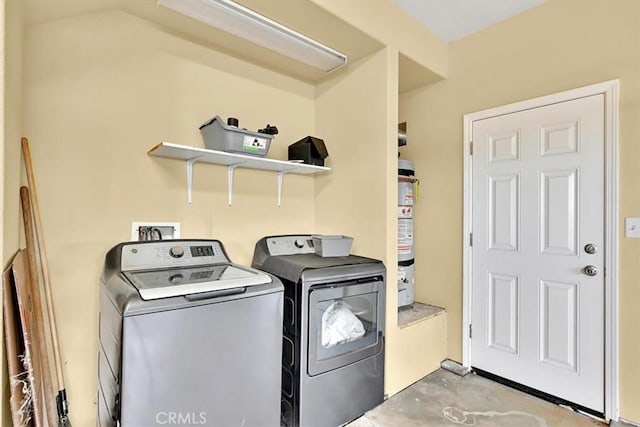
{"left": 348, "top": 369, "right": 631, "bottom": 427}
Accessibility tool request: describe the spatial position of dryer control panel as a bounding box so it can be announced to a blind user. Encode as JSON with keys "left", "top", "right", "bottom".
{"left": 266, "top": 235, "right": 315, "bottom": 256}
{"left": 120, "top": 240, "right": 229, "bottom": 271}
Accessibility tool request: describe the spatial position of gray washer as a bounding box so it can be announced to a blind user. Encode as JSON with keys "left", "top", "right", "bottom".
{"left": 98, "top": 239, "right": 283, "bottom": 427}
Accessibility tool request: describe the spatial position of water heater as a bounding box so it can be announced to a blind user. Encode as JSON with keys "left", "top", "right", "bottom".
{"left": 398, "top": 159, "right": 416, "bottom": 308}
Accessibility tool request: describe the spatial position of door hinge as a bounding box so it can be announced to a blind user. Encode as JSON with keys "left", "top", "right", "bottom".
{"left": 469, "top": 233, "right": 473, "bottom": 246}
{"left": 469, "top": 324, "right": 472, "bottom": 339}
{"left": 469, "top": 141, "right": 473, "bottom": 155}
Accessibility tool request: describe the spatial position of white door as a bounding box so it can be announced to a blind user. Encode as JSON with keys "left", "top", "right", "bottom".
{"left": 470, "top": 94, "right": 605, "bottom": 412}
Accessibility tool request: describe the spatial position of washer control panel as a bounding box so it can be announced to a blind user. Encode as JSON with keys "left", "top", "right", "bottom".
{"left": 266, "top": 235, "right": 315, "bottom": 256}
{"left": 121, "top": 240, "right": 228, "bottom": 271}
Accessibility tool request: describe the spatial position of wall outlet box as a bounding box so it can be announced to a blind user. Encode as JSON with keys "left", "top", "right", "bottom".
{"left": 131, "top": 222, "right": 181, "bottom": 241}
{"left": 624, "top": 218, "right": 640, "bottom": 238}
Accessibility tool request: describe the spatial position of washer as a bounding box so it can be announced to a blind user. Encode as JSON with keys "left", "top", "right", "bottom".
{"left": 252, "top": 235, "right": 386, "bottom": 427}
{"left": 98, "top": 239, "right": 283, "bottom": 427}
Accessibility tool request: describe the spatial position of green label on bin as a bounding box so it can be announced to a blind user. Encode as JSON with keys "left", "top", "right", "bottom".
{"left": 243, "top": 135, "right": 267, "bottom": 152}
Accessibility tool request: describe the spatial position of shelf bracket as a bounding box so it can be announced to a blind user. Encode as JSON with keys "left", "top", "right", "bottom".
{"left": 186, "top": 156, "right": 203, "bottom": 204}
{"left": 277, "top": 171, "right": 288, "bottom": 207}
{"left": 227, "top": 163, "right": 243, "bottom": 206}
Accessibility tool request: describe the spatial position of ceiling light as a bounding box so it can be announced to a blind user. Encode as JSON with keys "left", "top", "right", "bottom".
{"left": 157, "top": 0, "right": 348, "bottom": 72}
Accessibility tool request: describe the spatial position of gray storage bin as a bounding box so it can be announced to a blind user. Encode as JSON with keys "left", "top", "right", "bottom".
{"left": 199, "top": 116, "right": 274, "bottom": 157}
{"left": 312, "top": 235, "right": 353, "bottom": 257}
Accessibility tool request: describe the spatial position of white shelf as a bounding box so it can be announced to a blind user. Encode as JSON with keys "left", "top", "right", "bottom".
{"left": 148, "top": 142, "right": 331, "bottom": 205}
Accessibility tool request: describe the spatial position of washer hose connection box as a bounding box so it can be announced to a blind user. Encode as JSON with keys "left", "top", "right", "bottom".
{"left": 199, "top": 115, "right": 276, "bottom": 157}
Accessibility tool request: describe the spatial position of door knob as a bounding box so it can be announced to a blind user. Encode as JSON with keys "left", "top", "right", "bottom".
{"left": 584, "top": 243, "right": 598, "bottom": 254}
{"left": 583, "top": 265, "right": 598, "bottom": 276}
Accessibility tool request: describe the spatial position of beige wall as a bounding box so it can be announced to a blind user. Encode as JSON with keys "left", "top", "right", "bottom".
{"left": 314, "top": 50, "right": 389, "bottom": 261}
{"left": 314, "top": 48, "right": 443, "bottom": 396}
{"left": 22, "top": 9, "right": 319, "bottom": 424}
{"left": 10, "top": 0, "right": 637, "bottom": 423}
{"left": 4, "top": 0, "right": 23, "bottom": 263}
{"left": 313, "top": 42, "right": 448, "bottom": 396}
{"left": 311, "top": 0, "right": 448, "bottom": 80}
{"left": 400, "top": 0, "right": 640, "bottom": 421}
{"left": 0, "top": 5, "right": 5, "bottom": 422}
{"left": 3, "top": 0, "right": 22, "bottom": 263}
{"left": 13, "top": 2, "right": 446, "bottom": 423}
{"left": 3, "top": 0, "right": 24, "bottom": 424}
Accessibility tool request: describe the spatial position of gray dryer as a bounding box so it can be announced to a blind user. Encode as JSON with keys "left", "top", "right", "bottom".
{"left": 253, "top": 235, "right": 386, "bottom": 427}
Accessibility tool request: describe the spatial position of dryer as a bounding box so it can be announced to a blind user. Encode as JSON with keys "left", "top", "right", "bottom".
{"left": 98, "top": 239, "right": 283, "bottom": 427}
{"left": 252, "top": 235, "right": 386, "bottom": 427}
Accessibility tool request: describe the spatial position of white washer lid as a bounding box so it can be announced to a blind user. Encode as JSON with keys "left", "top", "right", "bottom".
{"left": 124, "top": 263, "right": 271, "bottom": 300}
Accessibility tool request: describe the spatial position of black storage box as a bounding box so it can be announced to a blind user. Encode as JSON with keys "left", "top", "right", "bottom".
{"left": 288, "top": 136, "right": 329, "bottom": 166}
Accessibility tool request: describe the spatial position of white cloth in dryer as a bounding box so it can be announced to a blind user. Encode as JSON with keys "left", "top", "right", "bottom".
{"left": 321, "top": 301, "right": 365, "bottom": 348}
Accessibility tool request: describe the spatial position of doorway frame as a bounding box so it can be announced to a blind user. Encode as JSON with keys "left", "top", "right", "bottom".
{"left": 461, "top": 80, "right": 619, "bottom": 421}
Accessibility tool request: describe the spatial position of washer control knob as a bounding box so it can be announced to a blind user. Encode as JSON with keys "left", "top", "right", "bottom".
{"left": 294, "top": 239, "right": 306, "bottom": 249}
{"left": 169, "top": 273, "right": 184, "bottom": 283}
{"left": 169, "top": 246, "right": 185, "bottom": 258}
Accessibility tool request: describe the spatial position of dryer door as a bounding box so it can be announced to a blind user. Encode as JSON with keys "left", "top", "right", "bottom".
{"left": 307, "top": 279, "right": 383, "bottom": 376}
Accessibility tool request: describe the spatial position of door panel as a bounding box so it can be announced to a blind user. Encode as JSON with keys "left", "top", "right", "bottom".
{"left": 488, "top": 273, "right": 519, "bottom": 354}
{"left": 489, "top": 131, "right": 520, "bottom": 162}
{"left": 539, "top": 279, "right": 578, "bottom": 371}
{"left": 471, "top": 94, "right": 605, "bottom": 412}
{"left": 540, "top": 169, "right": 578, "bottom": 255}
{"left": 489, "top": 174, "right": 519, "bottom": 251}
{"left": 540, "top": 121, "right": 578, "bottom": 156}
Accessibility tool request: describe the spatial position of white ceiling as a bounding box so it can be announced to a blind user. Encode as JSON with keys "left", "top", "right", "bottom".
{"left": 391, "top": 0, "right": 547, "bottom": 42}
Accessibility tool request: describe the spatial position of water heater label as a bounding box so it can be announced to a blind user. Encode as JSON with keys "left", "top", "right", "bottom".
{"left": 398, "top": 206, "right": 413, "bottom": 218}
{"left": 400, "top": 187, "right": 414, "bottom": 205}
{"left": 398, "top": 218, "right": 414, "bottom": 253}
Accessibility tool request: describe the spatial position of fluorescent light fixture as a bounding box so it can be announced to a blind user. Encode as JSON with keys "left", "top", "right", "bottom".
{"left": 157, "top": 0, "right": 348, "bottom": 72}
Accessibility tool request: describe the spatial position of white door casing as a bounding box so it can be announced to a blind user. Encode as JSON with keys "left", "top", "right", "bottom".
{"left": 462, "top": 81, "right": 619, "bottom": 421}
